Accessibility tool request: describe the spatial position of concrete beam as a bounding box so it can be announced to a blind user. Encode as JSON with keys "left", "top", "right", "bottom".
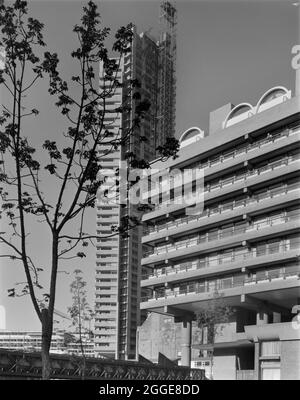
{"left": 244, "top": 133, "right": 254, "bottom": 143}
{"left": 167, "top": 213, "right": 176, "bottom": 220}
{"left": 164, "top": 259, "right": 174, "bottom": 266}
{"left": 242, "top": 214, "right": 251, "bottom": 222}
{"left": 163, "top": 305, "right": 193, "bottom": 320}
{"left": 241, "top": 294, "right": 289, "bottom": 315}
{"left": 166, "top": 236, "right": 175, "bottom": 243}
{"left": 242, "top": 240, "right": 251, "bottom": 248}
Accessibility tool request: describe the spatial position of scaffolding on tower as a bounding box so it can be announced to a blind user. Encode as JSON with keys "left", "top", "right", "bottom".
{"left": 158, "top": 1, "right": 177, "bottom": 143}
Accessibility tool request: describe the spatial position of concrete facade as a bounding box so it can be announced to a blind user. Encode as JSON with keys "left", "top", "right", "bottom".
{"left": 280, "top": 341, "right": 300, "bottom": 380}
{"left": 139, "top": 86, "right": 300, "bottom": 379}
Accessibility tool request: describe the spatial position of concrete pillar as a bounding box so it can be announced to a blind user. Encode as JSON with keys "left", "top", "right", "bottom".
{"left": 256, "top": 311, "right": 269, "bottom": 326}
{"left": 254, "top": 341, "right": 260, "bottom": 380}
{"left": 273, "top": 312, "right": 281, "bottom": 323}
{"left": 181, "top": 318, "right": 192, "bottom": 367}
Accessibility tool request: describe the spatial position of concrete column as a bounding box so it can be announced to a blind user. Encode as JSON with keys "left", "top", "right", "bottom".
{"left": 181, "top": 318, "right": 192, "bottom": 367}
{"left": 254, "top": 341, "right": 260, "bottom": 380}
{"left": 256, "top": 311, "right": 269, "bottom": 326}
{"left": 273, "top": 312, "right": 281, "bottom": 323}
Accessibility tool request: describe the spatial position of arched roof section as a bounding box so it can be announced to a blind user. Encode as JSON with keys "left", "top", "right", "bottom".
{"left": 223, "top": 103, "right": 254, "bottom": 129}
{"left": 179, "top": 127, "right": 204, "bottom": 147}
{"left": 256, "top": 86, "right": 290, "bottom": 112}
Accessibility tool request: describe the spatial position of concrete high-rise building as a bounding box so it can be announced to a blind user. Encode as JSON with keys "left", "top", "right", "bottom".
{"left": 139, "top": 85, "right": 300, "bottom": 379}
{"left": 94, "top": 2, "right": 177, "bottom": 360}
{"left": 94, "top": 60, "right": 124, "bottom": 359}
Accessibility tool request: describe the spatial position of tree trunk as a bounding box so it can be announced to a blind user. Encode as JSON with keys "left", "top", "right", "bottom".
{"left": 81, "top": 355, "right": 86, "bottom": 380}
{"left": 199, "top": 328, "right": 204, "bottom": 357}
{"left": 78, "top": 331, "right": 86, "bottom": 380}
{"left": 41, "top": 308, "right": 52, "bottom": 380}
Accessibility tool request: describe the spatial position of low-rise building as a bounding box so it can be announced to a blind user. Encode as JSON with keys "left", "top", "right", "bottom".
{"left": 0, "top": 330, "right": 96, "bottom": 357}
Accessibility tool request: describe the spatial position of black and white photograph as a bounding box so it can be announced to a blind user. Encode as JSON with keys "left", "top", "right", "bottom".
{"left": 0, "top": 0, "right": 299, "bottom": 384}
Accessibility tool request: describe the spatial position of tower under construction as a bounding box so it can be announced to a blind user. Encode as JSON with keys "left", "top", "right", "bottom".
{"left": 94, "top": 2, "right": 177, "bottom": 360}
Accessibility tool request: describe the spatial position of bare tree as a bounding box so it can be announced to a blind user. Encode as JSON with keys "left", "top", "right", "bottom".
{"left": 0, "top": 0, "right": 179, "bottom": 379}
{"left": 68, "top": 268, "right": 94, "bottom": 379}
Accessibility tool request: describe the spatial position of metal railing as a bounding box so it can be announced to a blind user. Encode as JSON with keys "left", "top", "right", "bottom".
{"left": 143, "top": 181, "right": 300, "bottom": 236}
{"left": 142, "top": 242, "right": 300, "bottom": 280}
{"left": 0, "top": 348, "right": 207, "bottom": 380}
{"left": 143, "top": 212, "right": 299, "bottom": 257}
{"left": 191, "top": 124, "right": 300, "bottom": 171}
{"left": 141, "top": 265, "right": 300, "bottom": 302}
{"left": 144, "top": 124, "right": 300, "bottom": 203}
{"left": 148, "top": 151, "right": 300, "bottom": 212}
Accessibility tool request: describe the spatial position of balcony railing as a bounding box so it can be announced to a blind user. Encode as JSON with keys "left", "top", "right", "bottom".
{"left": 142, "top": 242, "right": 300, "bottom": 280}
{"left": 143, "top": 212, "right": 299, "bottom": 258}
{"left": 147, "top": 151, "right": 299, "bottom": 212}
{"left": 141, "top": 265, "right": 300, "bottom": 302}
{"left": 144, "top": 124, "right": 300, "bottom": 205}
{"left": 143, "top": 181, "right": 300, "bottom": 236}
{"left": 192, "top": 124, "right": 300, "bottom": 171}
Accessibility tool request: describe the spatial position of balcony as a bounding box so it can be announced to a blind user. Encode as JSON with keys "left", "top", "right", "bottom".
{"left": 94, "top": 329, "right": 117, "bottom": 335}
{"left": 142, "top": 241, "right": 300, "bottom": 283}
{"left": 141, "top": 265, "right": 300, "bottom": 304}
{"left": 94, "top": 321, "right": 116, "bottom": 328}
{"left": 145, "top": 151, "right": 300, "bottom": 216}
{"left": 143, "top": 123, "right": 300, "bottom": 205}
{"left": 95, "top": 289, "right": 117, "bottom": 296}
{"left": 95, "top": 305, "right": 117, "bottom": 311}
{"left": 143, "top": 183, "right": 300, "bottom": 241}
{"left": 143, "top": 213, "right": 299, "bottom": 260}
{"left": 149, "top": 153, "right": 300, "bottom": 209}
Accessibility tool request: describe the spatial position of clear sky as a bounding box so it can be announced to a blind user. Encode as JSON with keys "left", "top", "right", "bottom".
{"left": 0, "top": 0, "right": 298, "bottom": 331}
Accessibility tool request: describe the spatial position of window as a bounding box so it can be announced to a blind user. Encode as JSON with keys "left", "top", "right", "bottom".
{"left": 268, "top": 239, "right": 280, "bottom": 254}
{"left": 261, "top": 365, "right": 280, "bottom": 380}
{"left": 256, "top": 243, "right": 267, "bottom": 257}
{"left": 221, "top": 250, "right": 233, "bottom": 263}
{"left": 222, "top": 224, "right": 234, "bottom": 238}
{"left": 208, "top": 253, "right": 219, "bottom": 267}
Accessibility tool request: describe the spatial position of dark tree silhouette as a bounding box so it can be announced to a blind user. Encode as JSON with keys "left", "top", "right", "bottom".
{"left": 0, "top": 0, "right": 179, "bottom": 379}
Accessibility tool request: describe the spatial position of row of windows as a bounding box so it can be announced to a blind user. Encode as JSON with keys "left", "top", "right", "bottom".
{"left": 145, "top": 176, "right": 300, "bottom": 231}
{"left": 149, "top": 149, "right": 300, "bottom": 205}
{"left": 146, "top": 205, "right": 300, "bottom": 254}
{"left": 184, "top": 120, "right": 300, "bottom": 173}
{"left": 145, "top": 262, "right": 300, "bottom": 301}
{"left": 147, "top": 234, "right": 299, "bottom": 277}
